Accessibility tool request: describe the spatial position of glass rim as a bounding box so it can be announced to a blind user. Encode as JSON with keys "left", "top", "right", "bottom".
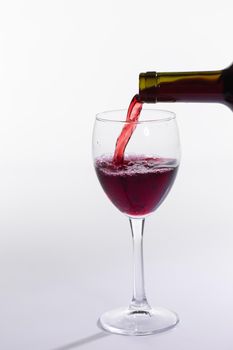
{"left": 95, "top": 108, "right": 176, "bottom": 124}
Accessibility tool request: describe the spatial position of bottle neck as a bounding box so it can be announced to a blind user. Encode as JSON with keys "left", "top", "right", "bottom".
{"left": 139, "top": 70, "right": 224, "bottom": 104}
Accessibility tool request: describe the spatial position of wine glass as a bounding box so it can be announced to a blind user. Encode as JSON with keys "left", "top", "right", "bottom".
{"left": 92, "top": 108, "right": 181, "bottom": 335}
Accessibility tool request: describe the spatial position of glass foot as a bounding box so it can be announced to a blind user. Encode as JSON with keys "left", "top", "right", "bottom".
{"left": 99, "top": 306, "right": 179, "bottom": 336}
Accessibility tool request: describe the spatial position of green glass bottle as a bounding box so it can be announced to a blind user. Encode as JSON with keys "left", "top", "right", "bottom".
{"left": 139, "top": 64, "right": 233, "bottom": 110}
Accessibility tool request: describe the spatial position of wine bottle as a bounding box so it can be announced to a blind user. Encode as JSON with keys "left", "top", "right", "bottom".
{"left": 139, "top": 64, "right": 233, "bottom": 110}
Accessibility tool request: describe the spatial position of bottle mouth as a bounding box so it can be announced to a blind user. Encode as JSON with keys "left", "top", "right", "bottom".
{"left": 139, "top": 72, "right": 157, "bottom": 103}
{"left": 139, "top": 72, "right": 157, "bottom": 90}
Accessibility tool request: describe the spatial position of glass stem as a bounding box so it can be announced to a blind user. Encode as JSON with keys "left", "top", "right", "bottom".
{"left": 129, "top": 217, "right": 150, "bottom": 309}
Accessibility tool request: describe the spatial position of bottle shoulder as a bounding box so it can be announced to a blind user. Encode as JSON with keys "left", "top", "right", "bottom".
{"left": 222, "top": 64, "right": 233, "bottom": 109}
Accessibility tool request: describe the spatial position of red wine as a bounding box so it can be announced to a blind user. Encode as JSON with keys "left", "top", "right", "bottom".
{"left": 139, "top": 63, "right": 233, "bottom": 110}
{"left": 113, "top": 95, "right": 143, "bottom": 164}
{"left": 95, "top": 156, "right": 178, "bottom": 217}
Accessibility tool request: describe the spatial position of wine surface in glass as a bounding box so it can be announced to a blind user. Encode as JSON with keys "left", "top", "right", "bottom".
{"left": 95, "top": 156, "right": 178, "bottom": 216}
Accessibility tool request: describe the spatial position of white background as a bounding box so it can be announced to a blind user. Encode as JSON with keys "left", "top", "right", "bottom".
{"left": 0, "top": 1, "right": 233, "bottom": 349}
